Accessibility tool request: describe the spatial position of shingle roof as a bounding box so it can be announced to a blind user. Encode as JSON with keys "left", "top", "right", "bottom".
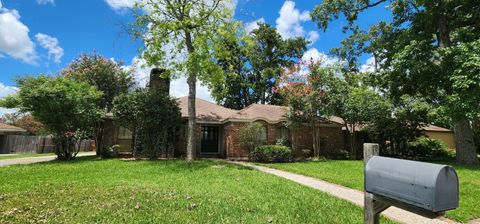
{"left": 421, "top": 124, "right": 452, "bottom": 132}
{"left": 177, "top": 96, "right": 237, "bottom": 122}
{"left": 228, "top": 104, "right": 288, "bottom": 123}
{"left": 0, "top": 123, "right": 26, "bottom": 133}
{"left": 177, "top": 97, "right": 339, "bottom": 125}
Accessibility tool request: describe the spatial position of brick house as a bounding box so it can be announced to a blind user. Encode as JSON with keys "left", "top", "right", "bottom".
{"left": 105, "top": 96, "right": 346, "bottom": 160}
{"left": 101, "top": 69, "right": 346, "bottom": 159}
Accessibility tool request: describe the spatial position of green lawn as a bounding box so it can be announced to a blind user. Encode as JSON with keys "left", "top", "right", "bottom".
{"left": 0, "top": 157, "right": 395, "bottom": 223}
{"left": 262, "top": 160, "right": 480, "bottom": 222}
{"left": 0, "top": 153, "right": 55, "bottom": 160}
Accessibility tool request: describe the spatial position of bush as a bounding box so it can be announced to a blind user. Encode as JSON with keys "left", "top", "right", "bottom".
{"left": 407, "top": 138, "right": 453, "bottom": 161}
{"left": 326, "top": 150, "right": 350, "bottom": 160}
{"left": 239, "top": 123, "right": 266, "bottom": 152}
{"left": 301, "top": 149, "right": 312, "bottom": 157}
{"left": 276, "top": 137, "right": 292, "bottom": 147}
{"left": 251, "top": 145, "right": 292, "bottom": 163}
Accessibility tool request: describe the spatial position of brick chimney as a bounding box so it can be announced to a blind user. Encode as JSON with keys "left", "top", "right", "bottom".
{"left": 148, "top": 68, "right": 170, "bottom": 95}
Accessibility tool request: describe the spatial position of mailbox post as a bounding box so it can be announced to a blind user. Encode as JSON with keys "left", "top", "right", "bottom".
{"left": 364, "top": 143, "right": 388, "bottom": 224}
{"left": 363, "top": 143, "right": 459, "bottom": 224}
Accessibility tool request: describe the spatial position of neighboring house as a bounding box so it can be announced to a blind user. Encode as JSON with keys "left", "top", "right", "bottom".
{"left": 0, "top": 123, "right": 27, "bottom": 154}
{"left": 421, "top": 125, "right": 456, "bottom": 150}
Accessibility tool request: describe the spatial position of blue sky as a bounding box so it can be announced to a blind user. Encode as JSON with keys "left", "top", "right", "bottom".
{"left": 0, "top": 0, "right": 391, "bottom": 113}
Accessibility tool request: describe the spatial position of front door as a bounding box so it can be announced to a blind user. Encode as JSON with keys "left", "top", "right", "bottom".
{"left": 201, "top": 126, "right": 219, "bottom": 154}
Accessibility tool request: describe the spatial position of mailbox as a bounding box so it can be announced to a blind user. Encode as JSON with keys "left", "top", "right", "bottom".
{"left": 365, "top": 156, "right": 459, "bottom": 212}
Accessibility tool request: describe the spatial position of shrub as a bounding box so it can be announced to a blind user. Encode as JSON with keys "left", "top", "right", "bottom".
{"left": 251, "top": 145, "right": 292, "bottom": 163}
{"left": 239, "top": 123, "right": 266, "bottom": 152}
{"left": 302, "top": 149, "right": 313, "bottom": 157}
{"left": 407, "top": 138, "right": 453, "bottom": 161}
{"left": 326, "top": 150, "right": 350, "bottom": 160}
{"left": 276, "top": 137, "right": 292, "bottom": 147}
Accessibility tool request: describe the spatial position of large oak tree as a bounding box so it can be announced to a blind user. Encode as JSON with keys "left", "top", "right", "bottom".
{"left": 312, "top": 0, "right": 480, "bottom": 165}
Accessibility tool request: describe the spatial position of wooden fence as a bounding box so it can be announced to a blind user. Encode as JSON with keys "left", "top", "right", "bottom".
{"left": 0, "top": 135, "right": 95, "bottom": 154}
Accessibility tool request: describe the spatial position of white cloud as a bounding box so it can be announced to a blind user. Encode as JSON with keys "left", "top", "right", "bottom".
{"left": 36, "top": 0, "right": 54, "bottom": 5}
{"left": 104, "top": 0, "right": 137, "bottom": 11}
{"left": 125, "top": 56, "right": 214, "bottom": 102}
{"left": 302, "top": 48, "right": 337, "bottom": 66}
{"left": 0, "top": 108, "right": 18, "bottom": 116}
{"left": 307, "top": 31, "right": 319, "bottom": 45}
{"left": 0, "top": 82, "right": 18, "bottom": 98}
{"left": 0, "top": 82, "right": 19, "bottom": 116}
{"left": 35, "top": 33, "right": 64, "bottom": 63}
{"left": 275, "top": 1, "right": 310, "bottom": 40}
{"left": 0, "top": 6, "right": 38, "bottom": 64}
{"left": 245, "top": 18, "right": 265, "bottom": 33}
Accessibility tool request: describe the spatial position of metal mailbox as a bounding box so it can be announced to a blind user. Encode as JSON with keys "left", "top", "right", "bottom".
{"left": 365, "top": 156, "right": 459, "bottom": 212}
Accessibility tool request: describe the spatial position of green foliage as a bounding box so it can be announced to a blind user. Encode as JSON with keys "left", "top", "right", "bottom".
{"left": 311, "top": 0, "right": 480, "bottom": 165}
{"left": 239, "top": 123, "right": 266, "bottom": 152}
{"left": 132, "top": 0, "right": 236, "bottom": 160}
{"left": 131, "top": 0, "right": 233, "bottom": 84}
{"left": 2, "top": 75, "right": 103, "bottom": 160}
{"left": 407, "top": 138, "right": 454, "bottom": 161}
{"left": 275, "top": 137, "right": 291, "bottom": 148}
{"left": 366, "top": 96, "right": 432, "bottom": 155}
{"left": 251, "top": 145, "right": 292, "bottom": 163}
{"left": 63, "top": 52, "right": 134, "bottom": 112}
{"left": 212, "top": 22, "right": 308, "bottom": 108}
{"left": 113, "top": 89, "right": 181, "bottom": 159}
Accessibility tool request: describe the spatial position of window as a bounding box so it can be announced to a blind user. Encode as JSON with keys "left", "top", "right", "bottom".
{"left": 259, "top": 126, "right": 267, "bottom": 143}
{"left": 118, "top": 127, "right": 133, "bottom": 140}
{"left": 275, "top": 126, "right": 290, "bottom": 142}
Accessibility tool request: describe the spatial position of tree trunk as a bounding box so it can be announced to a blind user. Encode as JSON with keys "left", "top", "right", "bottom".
{"left": 185, "top": 31, "right": 197, "bottom": 161}
{"left": 434, "top": 11, "right": 478, "bottom": 165}
{"left": 454, "top": 119, "right": 479, "bottom": 165}
{"left": 350, "top": 124, "right": 356, "bottom": 160}
{"left": 312, "top": 123, "right": 320, "bottom": 157}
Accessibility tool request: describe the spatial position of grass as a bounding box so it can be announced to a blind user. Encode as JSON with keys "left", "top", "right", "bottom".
{"left": 0, "top": 153, "right": 55, "bottom": 160}
{"left": 261, "top": 160, "right": 480, "bottom": 222}
{"left": 0, "top": 157, "right": 396, "bottom": 224}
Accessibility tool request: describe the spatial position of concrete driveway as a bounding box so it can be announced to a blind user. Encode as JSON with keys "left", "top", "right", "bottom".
{"left": 0, "top": 152, "right": 96, "bottom": 167}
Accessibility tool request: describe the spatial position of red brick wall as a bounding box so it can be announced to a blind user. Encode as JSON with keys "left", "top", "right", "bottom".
{"left": 224, "top": 122, "right": 249, "bottom": 159}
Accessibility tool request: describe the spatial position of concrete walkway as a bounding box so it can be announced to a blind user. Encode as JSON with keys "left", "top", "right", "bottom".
{"left": 227, "top": 161, "right": 457, "bottom": 224}
{"left": 0, "top": 152, "right": 96, "bottom": 167}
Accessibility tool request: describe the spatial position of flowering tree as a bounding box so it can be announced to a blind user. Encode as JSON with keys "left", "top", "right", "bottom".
{"left": 63, "top": 52, "right": 134, "bottom": 157}
{"left": 277, "top": 61, "right": 345, "bottom": 156}
{"left": 278, "top": 61, "right": 390, "bottom": 158}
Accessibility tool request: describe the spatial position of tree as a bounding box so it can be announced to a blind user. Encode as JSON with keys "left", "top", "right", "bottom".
{"left": 278, "top": 62, "right": 346, "bottom": 156}
{"left": 1, "top": 76, "right": 102, "bottom": 160}
{"left": 247, "top": 23, "right": 308, "bottom": 105}
{"left": 113, "top": 89, "right": 181, "bottom": 159}
{"left": 132, "top": 0, "right": 234, "bottom": 161}
{"left": 342, "top": 87, "right": 391, "bottom": 158}
{"left": 211, "top": 29, "right": 252, "bottom": 109}
{"left": 211, "top": 22, "right": 309, "bottom": 109}
{"left": 63, "top": 52, "right": 135, "bottom": 157}
{"left": 16, "top": 115, "right": 46, "bottom": 135}
{"left": 312, "top": 0, "right": 480, "bottom": 165}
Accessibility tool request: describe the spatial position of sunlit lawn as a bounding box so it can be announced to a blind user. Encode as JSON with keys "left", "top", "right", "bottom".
{"left": 262, "top": 160, "right": 480, "bottom": 222}
{"left": 0, "top": 157, "right": 396, "bottom": 223}
{"left": 0, "top": 153, "right": 55, "bottom": 160}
